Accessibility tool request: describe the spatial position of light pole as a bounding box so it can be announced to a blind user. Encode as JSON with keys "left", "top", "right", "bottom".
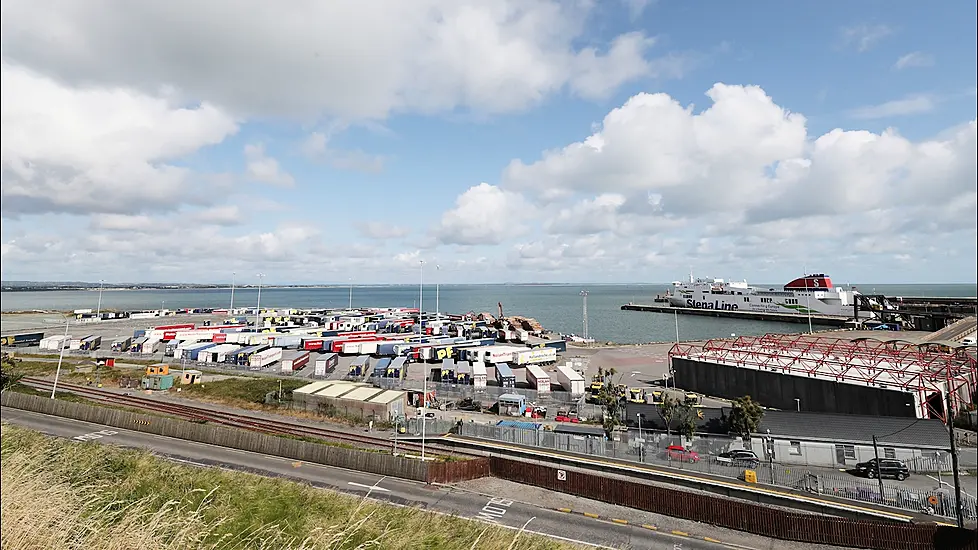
{"left": 636, "top": 413, "right": 644, "bottom": 462}
{"left": 50, "top": 314, "right": 71, "bottom": 399}
{"left": 804, "top": 270, "right": 813, "bottom": 334}
{"left": 95, "top": 279, "right": 104, "bottom": 320}
{"left": 420, "top": 259, "right": 426, "bottom": 461}
{"left": 674, "top": 309, "right": 680, "bottom": 343}
{"left": 348, "top": 277, "right": 353, "bottom": 309}
{"left": 160, "top": 300, "right": 165, "bottom": 316}
{"left": 580, "top": 290, "right": 589, "bottom": 343}
{"left": 230, "top": 271, "right": 236, "bottom": 311}
{"left": 255, "top": 273, "right": 265, "bottom": 331}
{"left": 435, "top": 264, "right": 441, "bottom": 324}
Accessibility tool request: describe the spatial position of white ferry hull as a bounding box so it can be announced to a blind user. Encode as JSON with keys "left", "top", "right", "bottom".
{"left": 667, "top": 295, "right": 851, "bottom": 317}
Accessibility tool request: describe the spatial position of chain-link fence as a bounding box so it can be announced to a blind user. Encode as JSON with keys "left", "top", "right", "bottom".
{"left": 457, "top": 423, "right": 978, "bottom": 521}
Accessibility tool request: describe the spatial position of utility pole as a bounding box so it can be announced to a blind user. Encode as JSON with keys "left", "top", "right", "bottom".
{"left": 50, "top": 314, "right": 71, "bottom": 399}
{"left": 96, "top": 279, "right": 104, "bottom": 320}
{"left": 871, "top": 435, "right": 885, "bottom": 502}
{"left": 946, "top": 393, "right": 965, "bottom": 527}
{"left": 255, "top": 273, "right": 265, "bottom": 331}
{"left": 580, "top": 290, "right": 589, "bottom": 343}
{"left": 230, "top": 271, "right": 236, "bottom": 311}
{"left": 419, "top": 259, "right": 426, "bottom": 461}
{"left": 804, "top": 271, "right": 813, "bottom": 334}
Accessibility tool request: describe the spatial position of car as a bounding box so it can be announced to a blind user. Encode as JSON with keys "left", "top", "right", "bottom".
{"left": 716, "top": 450, "right": 761, "bottom": 468}
{"left": 854, "top": 458, "right": 910, "bottom": 481}
{"left": 666, "top": 445, "right": 700, "bottom": 463}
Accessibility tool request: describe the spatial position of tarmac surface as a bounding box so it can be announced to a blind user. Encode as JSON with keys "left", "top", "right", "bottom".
{"left": 0, "top": 406, "right": 854, "bottom": 550}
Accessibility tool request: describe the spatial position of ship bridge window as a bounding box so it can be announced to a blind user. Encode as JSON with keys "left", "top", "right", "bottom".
{"left": 743, "top": 297, "right": 750, "bottom": 302}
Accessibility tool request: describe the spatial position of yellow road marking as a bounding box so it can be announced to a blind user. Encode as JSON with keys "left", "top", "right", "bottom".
{"left": 641, "top": 524, "right": 658, "bottom": 531}
{"left": 672, "top": 530, "right": 689, "bottom": 536}
{"left": 703, "top": 536, "right": 722, "bottom": 543}
{"left": 611, "top": 518, "right": 628, "bottom": 525}
{"left": 556, "top": 508, "right": 572, "bottom": 513}
{"left": 583, "top": 512, "right": 600, "bottom": 518}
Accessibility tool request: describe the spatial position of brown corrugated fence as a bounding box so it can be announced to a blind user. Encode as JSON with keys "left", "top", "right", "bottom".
{"left": 488, "top": 457, "right": 976, "bottom": 550}
{"left": 426, "top": 458, "right": 491, "bottom": 483}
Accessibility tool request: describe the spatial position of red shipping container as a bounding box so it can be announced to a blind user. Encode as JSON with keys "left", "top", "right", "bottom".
{"left": 303, "top": 340, "right": 324, "bottom": 351}
{"left": 212, "top": 333, "right": 227, "bottom": 343}
{"left": 163, "top": 331, "right": 177, "bottom": 340}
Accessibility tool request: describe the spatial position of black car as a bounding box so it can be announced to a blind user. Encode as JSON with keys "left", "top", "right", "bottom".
{"left": 716, "top": 450, "right": 761, "bottom": 467}
{"left": 854, "top": 458, "right": 910, "bottom": 481}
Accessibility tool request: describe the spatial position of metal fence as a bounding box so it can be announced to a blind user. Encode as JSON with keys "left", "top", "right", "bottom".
{"left": 459, "top": 423, "right": 978, "bottom": 521}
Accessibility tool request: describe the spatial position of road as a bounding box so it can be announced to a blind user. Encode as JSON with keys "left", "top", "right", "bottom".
{"left": 1, "top": 407, "right": 743, "bottom": 550}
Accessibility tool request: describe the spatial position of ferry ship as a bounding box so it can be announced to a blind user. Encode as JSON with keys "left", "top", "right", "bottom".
{"left": 666, "top": 273, "right": 862, "bottom": 318}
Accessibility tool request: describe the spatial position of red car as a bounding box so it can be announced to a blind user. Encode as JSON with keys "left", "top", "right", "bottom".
{"left": 666, "top": 445, "right": 700, "bottom": 463}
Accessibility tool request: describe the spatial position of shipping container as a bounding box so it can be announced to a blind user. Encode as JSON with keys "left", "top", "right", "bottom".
{"left": 153, "top": 323, "right": 195, "bottom": 332}
{"left": 553, "top": 365, "right": 586, "bottom": 396}
{"left": 313, "top": 353, "right": 339, "bottom": 377}
{"left": 302, "top": 338, "right": 325, "bottom": 351}
{"left": 456, "top": 361, "right": 473, "bottom": 384}
{"left": 440, "top": 358, "right": 456, "bottom": 383}
{"left": 133, "top": 329, "right": 147, "bottom": 339}
{"left": 348, "top": 355, "right": 371, "bottom": 377}
{"left": 39, "top": 334, "right": 70, "bottom": 350}
{"left": 197, "top": 344, "right": 239, "bottom": 363}
{"left": 387, "top": 357, "right": 407, "bottom": 378}
{"left": 376, "top": 342, "right": 398, "bottom": 357}
{"left": 229, "top": 344, "right": 269, "bottom": 366}
{"left": 372, "top": 357, "right": 391, "bottom": 377}
{"left": 111, "top": 337, "right": 132, "bottom": 352}
{"left": 80, "top": 335, "right": 102, "bottom": 351}
{"left": 280, "top": 350, "right": 311, "bottom": 372}
{"left": 270, "top": 335, "right": 302, "bottom": 349}
{"left": 187, "top": 342, "right": 217, "bottom": 361}
{"left": 249, "top": 347, "right": 283, "bottom": 368}
{"left": 513, "top": 347, "right": 557, "bottom": 366}
{"left": 472, "top": 362, "right": 488, "bottom": 389}
{"left": 0, "top": 331, "right": 45, "bottom": 347}
{"left": 494, "top": 362, "right": 516, "bottom": 388}
{"left": 142, "top": 338, "right": 162, "bottom": 354}
{"left": 525, "top": 364, "right": 551, "bottom": 393}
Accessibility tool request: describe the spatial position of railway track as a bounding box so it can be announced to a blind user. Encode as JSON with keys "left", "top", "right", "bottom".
{"left": 18, "top": 377, "right": 476, "bottom": 458}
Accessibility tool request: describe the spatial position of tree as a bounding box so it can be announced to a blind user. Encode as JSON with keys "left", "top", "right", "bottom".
{"left": 1, "top": 352, "right": 24, "bottom": 391}
{"left": 728, "top": 395, "right": 764, "bottom": 443}
{"left": 656, "top": 395, "right": 698, "bottom": 442}
{"left": 596, "top": 367, "right": 624, "bottom": 438}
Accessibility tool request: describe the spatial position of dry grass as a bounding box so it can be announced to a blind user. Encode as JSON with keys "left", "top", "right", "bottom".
{"left": 0, "top": 424, "right": 572, "bottom": 550}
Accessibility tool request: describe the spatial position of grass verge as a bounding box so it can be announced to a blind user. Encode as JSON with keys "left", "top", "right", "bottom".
{"left": 0, "top": 424, "right": 569, "bottom": 550}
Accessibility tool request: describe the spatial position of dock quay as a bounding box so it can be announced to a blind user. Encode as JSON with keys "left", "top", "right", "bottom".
{"left": 621, "top": 303, "right": 851, "bottom": 327}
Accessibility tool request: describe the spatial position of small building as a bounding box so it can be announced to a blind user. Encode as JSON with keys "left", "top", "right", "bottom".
{"left": 498, "top": 393, "right": 527, "bottom": 416}
{"left": 180, "top": 369, "right": 203, "bottom": 385}
{"left": 141, "top": 374, "right": 174, "bottom": 391}
{"left": 146, "top": 364, "right": 170, "bottom": 376}
{"left": 751, "top": 411, "right": 952, "bottom": 472}
{"left": 291, "top": 380, "right": 407, "bottom": 422}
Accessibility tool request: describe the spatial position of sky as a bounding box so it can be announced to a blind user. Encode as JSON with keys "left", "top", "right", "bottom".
{"left": 1, "top": 0, "right": 976, "bottom": 286}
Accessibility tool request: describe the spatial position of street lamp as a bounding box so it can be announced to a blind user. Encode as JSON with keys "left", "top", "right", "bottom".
{"left": 348, "top": 277, "right": 354, "bottom": 309}
{"left": 230, "top": 271, "right": 236, "bottom": 311}
{"left": 419, "top": 259, "right": 426, "bottom": 461}
{"left": 580, "top": 290, "right": 589, "bottom": 343}
{"left": 50, "top": 313, "right": 71, "bottom": 399}
{"left": 255, "top": 273, "right": 265, "bottom": 331}
{"left": 95, "top": 279, "right": 104, "bottom": 320}
{"left": 636, "top": 413, "right": 645, "bottom": 462}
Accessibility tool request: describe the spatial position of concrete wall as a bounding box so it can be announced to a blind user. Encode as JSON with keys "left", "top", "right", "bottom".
{"left": 1, "top": 391, "right": 428, "bottom": 481}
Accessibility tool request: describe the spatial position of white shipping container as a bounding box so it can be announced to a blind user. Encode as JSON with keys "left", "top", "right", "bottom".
{"left": 40, "top": 335, "right": 70, "bottom": 350}
{"left": 281, "top": 350, "right": 311, "bottom": 372}
{"left": 472, "top": 362, "right": 488, "bottom": 389}
{"left": 68, "top": 338, "right": 83, "bottom": 350}
{"left": 525, "top": 364, "right": 551, "bottom": 393}
{"left": 249, "top": 347, "right": 283, "bottom": 368}
{"left": 141, "top": 338, "right": 161, "bottom": 354}
{"left": 358, "top": 341, "right": 379, "bottom": 355}
{"left": 341, "top": 341, "right": 361, "bottom": 355}
{"left": 553, "top": 365, "right": 585, "bottom": 396}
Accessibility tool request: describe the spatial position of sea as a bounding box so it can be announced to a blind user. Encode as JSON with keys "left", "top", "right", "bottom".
{"left": 1, "top": 283, "right": 975, "bottom": 345}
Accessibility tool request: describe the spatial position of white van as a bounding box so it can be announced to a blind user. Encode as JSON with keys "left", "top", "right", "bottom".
{"left": 961, "top": 336, "right": 977, "bottom": 347}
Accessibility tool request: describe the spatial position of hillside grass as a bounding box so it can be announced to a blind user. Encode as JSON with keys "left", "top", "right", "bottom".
{"left": 0, "top": 424, "right": 571, "bottom": 550}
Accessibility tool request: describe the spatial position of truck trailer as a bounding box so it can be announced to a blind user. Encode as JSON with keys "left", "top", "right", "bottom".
{"left": 525, "top": 364, "right": 551, "bottom": 393}
{"left": 1, "top": 332, "right": 45, "bottom": 347}
{"left": 553, "top": 365, "right": 585, "bottom": 396}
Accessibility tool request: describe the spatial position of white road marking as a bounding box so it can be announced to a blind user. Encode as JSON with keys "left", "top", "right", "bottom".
{"left": 73, "top": 429, "right": 118, "bottom": 441}
{"left": 347, "top": 482, "right": 390, "bottom": 492}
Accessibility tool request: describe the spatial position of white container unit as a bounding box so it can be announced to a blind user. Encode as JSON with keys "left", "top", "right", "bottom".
{"left": 525, "top": 364, "right": 551, "bottom": 393}
{"left": 472, "top": 362, "right": 488, "bottom": 389}
{"left": 281, "top": 350, "right": 311, "bottom": 373}
{"left": 197, "top": 344, "right": 239, "bottom": 363}
{"left": 249, "top": 347, "right": 283, "bottom": 368}
{"left": 141, "top": 338, "right": 161, "bottom": 354}
{"left": 553, "top": 365, "right": 585, "bottom": 396}
{"left": 513, "top": 347, "right": 557, "bottom": 366}
{"left": 39, "top": 335, "right": 70, "bottom": 350}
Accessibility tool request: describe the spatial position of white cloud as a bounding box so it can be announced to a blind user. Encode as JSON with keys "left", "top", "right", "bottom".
{"left": 849, "top": 96, "right": 935, "bottom": 119}
{"left": 480, "top": 84, "right": 976, "bottom": 280}
{"left": 0, "top": 1, "right": 669, "bottom": 120}
{"left": 621, "top": 0, "right": 656, "bottom": 21}
{"left": 1, "top": 62, "right": 238, "bottom": 217}
{"left": 195, "top": 205, "right": 242, "bottom": 226}
{"left": 433, "top": 183, "right": 534, "bottom": 245}
{"left": 356, "top": 221, "right": 411, "bottom": 240}
{"left": 840, "top": 24, "right": 894, "bottom": 52}
{"left": 244, "top": 144, "right": 294, "bottom": 187}
{"left": 894, "top": 51, "right": 934, "bottom": 70}
{"left": 301, "top": 131, "right": 385, "bottom": 174}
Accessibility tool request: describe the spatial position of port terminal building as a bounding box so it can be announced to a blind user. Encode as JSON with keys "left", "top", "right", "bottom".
{"left": 669, "top": 333, "right": 976, "bottom": 421}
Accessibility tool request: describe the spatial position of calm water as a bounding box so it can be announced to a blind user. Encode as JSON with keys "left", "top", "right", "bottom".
{"left": 2, "top": 284, "right": 975, "bottom": 344}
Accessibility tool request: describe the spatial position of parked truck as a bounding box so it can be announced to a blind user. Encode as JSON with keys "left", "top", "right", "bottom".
{"left": 494, "top": 362, "right": 516, "bottom": 388}
{"left": 513, "top": 347, "right": 557, "bottom": 366}
{"left": 313, "top": 353, "right": 339, "bottom": 377}
{"left": 472, "top": 362, "right": 488, "bottom": 389}
{"left": 80, "top": 335, "right": 102, "bottom": 351}
{"left": 1, "top": 332, "right": 45, "bottom": 347}
{"left": 249, "top": 347, "right": 283, "bottom": 368}
{"left": 111, "top": 337, "right": 132, "bottom": 352}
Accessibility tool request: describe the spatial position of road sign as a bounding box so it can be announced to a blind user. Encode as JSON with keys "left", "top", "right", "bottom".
{"left": 744, "top": 469, "right": 758, "bottom": 484}
{"left": 557, "top": 469, "right": 567, "bottom": 481}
